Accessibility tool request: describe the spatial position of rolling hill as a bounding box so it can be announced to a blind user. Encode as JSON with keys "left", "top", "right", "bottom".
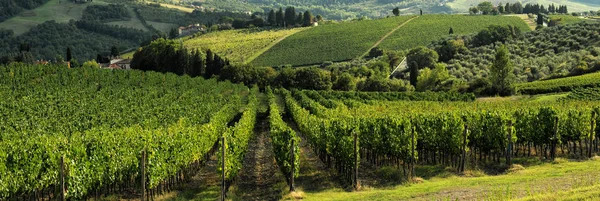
{"left": 250, "top": 14, "right": 529, "bottom": 67}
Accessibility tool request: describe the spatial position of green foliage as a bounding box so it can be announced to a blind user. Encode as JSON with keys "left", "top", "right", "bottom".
{"left": 566, "top": 88, "right": 600, "bottom": 101}
{"left": 407, "top": 46, "right": 438, "bottom": 70}
{"left": 0, "top": 0, "right": 50, "bottom": 23}
{"left": 82, "top": 4, "right": 130, "bottom": 23}
{"left": 515, "top": 72, "right": 600, "bottom": 95}
{"left": 477, "top": 2, "right": 494, "bottom": 15}
{"left": 251, "top": 16, "right": 414, "bottom": 67}
{"left": 267, "top": 87, "right": 300, "bottom": 178}
{"left": 490, "top": 44, "right": 515, "bottom": 96}
{"left": 219, "top": 87, "right": 259, "bottom": 180}
{"left": 379, "top": 15, "right": 529, "bottom": 51}
{"left": 416, "top": 63, "right": 451, "bottom": 92}
{"left": 0, "top": 63, "right": 248, "bottom": 198}
{"left": 81, "top": 60, "right": 99, "bottom": 68}
{"left": 393, "top": 7, "right": 400, "bottom": 16}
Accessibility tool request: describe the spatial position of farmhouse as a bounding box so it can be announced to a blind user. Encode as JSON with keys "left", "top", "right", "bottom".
{"left": 100, "top": 58, "right": 131, "bottom": 70}
{"left": 178, "top": 24, "right": 205, "bottom": 36}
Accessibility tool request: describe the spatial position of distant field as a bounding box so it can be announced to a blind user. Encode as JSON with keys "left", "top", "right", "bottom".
{"left": 0, "top": 0, "right": 109, "bottom": 35}
{"left": 515, "top": 72, "right": 600, "bottom": 95}
{"left": 549, "top": 14, "right": 586, "bottom": 25}
{"left": 107, "top": 6, "right": 148, "bottom": 31}
{"left": 378, "top": 15, "right": 530, "bottom": 51}
{"left": 147, "top": 21, "right": 179, "bottom": 33}
{"left": 447, "top": 0, "right": 600, "bottom": 13}
{"left": 160, "top": 3, "right": 195, "bottom": 13}
{"left": 184, "top": 28, "right": 308, "bottom": 64}
{"left": 251, "top": 16, "right": 415, "bottom": 67}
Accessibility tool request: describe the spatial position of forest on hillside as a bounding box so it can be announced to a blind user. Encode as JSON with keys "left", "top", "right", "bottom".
{"left": 0, "top": 0, "right": 51, "bottom": 22}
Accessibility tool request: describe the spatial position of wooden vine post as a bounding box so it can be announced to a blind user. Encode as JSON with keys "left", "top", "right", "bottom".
{"left": 60, "top": 156, "right": 66, "bottom": 201}
{"left": 290, "top": 138, "right": 295, "bottom": 192}
{"left": 353, "top": 130, "right": 359, "bottom": 191}
{"left": 551, "top": 117, "right": 558, "bottom": 160}
{"left": 410, "top": 125, "right": 415, "bottom": 181}
{"left": 506, "top": 121, "right": 513, "bottom": 166}
{"left": 590, "top": 111, "right": 596, "bottom": 158}
{"left": 141, "top": 149, "right": 146, "bottom": 201}
{"left": 221, "top": 136, "right": 226, "bottom": 201}
{"left": 460, "top": 125, "right": 468, "bottom": 173}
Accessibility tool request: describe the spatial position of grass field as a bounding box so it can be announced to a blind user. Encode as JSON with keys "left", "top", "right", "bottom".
{"left": 0, "top": 0, "right": 109, "bottom": 35}
{"left": 160, "top": 3, "right": 195, "bottom": 13}
{"left": 106, "top": 6, "right": 149, "bottom": 31}
{"left": 147, "top": 21, "right": 180, "bottom": 33}
{"left": 183, "top": 28, "right": 308, "bottom": 64}
{"left": 378, "top": 15, "right": 530, "bottom": 51}
{"left": 250, "top": 16, "right": 415, "bottom": 67}
{"left": 447, "top": 0, "right": 600, "bottom": 13}
{"left": 549, "top": 14, "right": 586, "bottom": 25}
{"left": 299, "top": 158, "right": 600, "bottom": 200}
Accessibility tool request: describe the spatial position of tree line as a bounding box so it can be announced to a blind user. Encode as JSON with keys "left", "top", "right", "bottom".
{"left": 81, "top": 4, "right": 131, "bottom": 23}
{"left": 470, "top": 2, "right": 569, "bottom": 15}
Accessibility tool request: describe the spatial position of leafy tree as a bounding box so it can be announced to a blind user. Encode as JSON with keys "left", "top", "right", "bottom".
{"left": 416, "top": 63, "right": 451, "bottom": 91}
{"left": 477, "top": 2, "right": 494, "bottom": 15}
{"left": 368, "top": 47, "right": 384, "bottom": 58}
{"left": 303, "top": 10, "right": 313, "bottom": 26}
{"left": 66, "top": 47, "right": 72, "bottom": 62}
{"left": 434, "top": 39, "right": 467, "bottom": 62}
{"left": 490, "top": 44, "right": 515, "bottom": 96}
{"left": 498, "top": 4, "right": 504, "bottom": 14}
{"left": 469, "top": 7, "right": 479, "bottom": 14}
{"left": 407, "top": 46, "right": 438, "bottom": 70}
{"left": 268, "top": 9, "right": 276, "bottom": 26}
{"left": 333, "top": 72, "right": 356, "bottom": 91}
{"left": 393, "top": 7, "right": 400, "bottom": 16}
{"left": 295, "top": 67, "right": 332, "bottom": 90}
{"left": 82, "top": 60, "right": 100, "bottom": 68}
{"left": 316, "top": 15, "right": 323, "bottom": 21}
{"left": 505, "top": 3, "right": 511, "bottom": 13}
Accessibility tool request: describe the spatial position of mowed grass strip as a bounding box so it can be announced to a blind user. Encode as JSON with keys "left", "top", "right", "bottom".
{"left": 379, "top": 15, "right": 530, "bottom": 51}
{"left": 300, "top": 159, "right": 600, "bottom": 201}
{"left": 250, "top": 16, "right": 415, "bottom": 67}
{"left": 184, "top": 28, "right": 308, "bottom": 64}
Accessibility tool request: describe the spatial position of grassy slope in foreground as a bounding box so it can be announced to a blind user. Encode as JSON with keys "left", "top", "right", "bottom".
{"left": 0, "top": 0, "right": 109, "bottom": 35}
{"left": 183, "top": 28, "right": 307, "bottom": 64}
{"left": 379, "top": 15, "right": 530, "bottom": 51}
{"left": 301, "top": 159, "right": 600, "bottom": 201}
{"left": 251, "top": 16, "right": 415, "bottom": 67}
{"left": 515, "top": 72, "right": 600, "bottom": 95}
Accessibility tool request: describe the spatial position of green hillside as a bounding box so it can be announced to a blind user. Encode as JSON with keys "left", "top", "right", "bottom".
{"left": 250, "top": 16, "right": 416, "bottom": 67}
{"left": 251, "top": 14, "right": 529, "bottom": 67}
{"left": 183, "top": 28, "right": 308, "bottom": 64}
{"left": 0, "top": 0, "right": 110, "bottom": 35}
{"left": 379, "top": 15, "right": 530, "bottom": 51}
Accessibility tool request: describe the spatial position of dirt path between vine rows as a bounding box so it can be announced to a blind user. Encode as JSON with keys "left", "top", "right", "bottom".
{"left": 284, "top": 117, "right": 342, "bottom": 193}
{"left": 155, "top": 149, "right": 222, "bottom": 201}
{"left": 229, "top": 116, "right": 287, "bottom": 201}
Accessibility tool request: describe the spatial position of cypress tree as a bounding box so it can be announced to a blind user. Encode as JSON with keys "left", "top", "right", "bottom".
{"left": 66, "top": 47, "right": 72, "bottom": 62}
{"left": 410, "top": 61, "right": 419, "bottom": 87}
{"left": 268, "top": 9, "right": 276, "bottom": 26}
{"left": 490, "top": 44, "right": 515, "bottom": 96}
